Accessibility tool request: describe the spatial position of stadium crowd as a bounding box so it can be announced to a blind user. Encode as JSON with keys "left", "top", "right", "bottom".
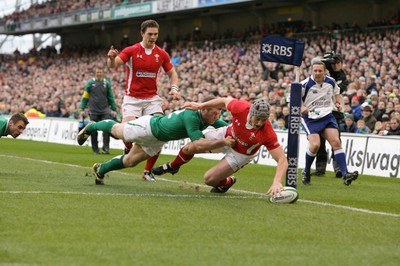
{"left": 1, "top": 0, "right": 149, "bottom": 32}
{"left": 1, "top": 21, "right": 400, "bottom": 136}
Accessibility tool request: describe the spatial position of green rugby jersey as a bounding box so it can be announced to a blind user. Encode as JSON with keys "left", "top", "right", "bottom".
{"left": 0, "top": 117, "right": 9, "bottom": 137}
{"left": 150, "top": 109, "right": 227, "bottom": 142}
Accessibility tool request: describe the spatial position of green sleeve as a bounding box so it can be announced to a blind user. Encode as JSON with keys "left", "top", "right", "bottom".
{"left": 80, "top": 80, "right": 91, "bottom": 110}
{"left": 0, "top": 117, "right": 7, "bottom": 137}
{"left": 182, "top": 112, "right": 204, "bottom": 141}
{"left": 106, "top": 80, "right": 118, "bottom": 111}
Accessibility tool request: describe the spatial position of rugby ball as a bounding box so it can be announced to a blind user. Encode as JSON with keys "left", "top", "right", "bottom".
{"left": 268, "top": 186, "right": 299, "bottom": 204}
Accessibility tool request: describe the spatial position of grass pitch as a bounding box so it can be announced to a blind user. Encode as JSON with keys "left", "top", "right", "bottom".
{"left": 0, "top": 139, "right": 399, "bottom": 266}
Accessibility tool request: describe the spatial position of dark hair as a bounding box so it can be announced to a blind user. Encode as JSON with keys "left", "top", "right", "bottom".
{"left": 10, "top": 113, "right": 29, "bottom": 126}
{"left": 141, "top": 20, "right": 159, "bottom": 33}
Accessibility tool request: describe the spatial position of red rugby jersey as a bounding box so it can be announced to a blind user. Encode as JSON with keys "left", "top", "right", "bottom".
{"left": 118, "top": 43, "right": 173, "bottom": 98}
{"left": 226, "top": 99, "right": 280, "bottom": 155}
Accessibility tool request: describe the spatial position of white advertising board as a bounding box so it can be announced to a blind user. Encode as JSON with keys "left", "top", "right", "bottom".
{"left": 12, "top": 118, "right": 400, "bottom": 178}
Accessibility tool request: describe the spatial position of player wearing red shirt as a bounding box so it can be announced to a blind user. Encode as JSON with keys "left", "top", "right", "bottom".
{"left": 118, "top": 43, "right": 173, "bottom": 98}
{"left": 107, "top": 20, "right": 180, "bottom": 182}
{"left": 152, "top": 98, "right": 288, "bottom": 198}
{"left": 225, "top": 99, "right": 280, "bottom": 155}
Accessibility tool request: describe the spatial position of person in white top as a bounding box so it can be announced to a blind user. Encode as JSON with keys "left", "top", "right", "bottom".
{"left": 300, "top": 58, "right": 358, "bottom": 186}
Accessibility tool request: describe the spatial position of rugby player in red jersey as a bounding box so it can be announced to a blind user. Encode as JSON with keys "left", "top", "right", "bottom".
{"left": 152, "top": 98, "right": 288, "bottom": 198}
{"left": 107, "top": 19, "right": 180, "bottom": 182}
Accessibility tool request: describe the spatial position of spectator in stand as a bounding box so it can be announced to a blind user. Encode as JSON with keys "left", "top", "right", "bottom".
{"left": 384, "top": 117, "right": 400, "bottom": 135}
{"left": 281, "top": 105, "right": 290, "bottom": 129}
{"left": 372, "top": 121, "right": 384, "bottom": 135}
{"left": 351, "top": 95, "right": 362, "bottom": 121}
{"left": 374, "top": 100, "right": 387, "bottom": 121}
{"left": 385, "top": 101, "right": 395, "bottom": 118}
{"left": 355, "top": 119, "right": 371, "bottom": 134}
{"left": 361, "top": 105, "right": 377, "bottom": 131}
{"left": 365, "top": 76, "right": 378, "bottom": 95}
{"left": 275, "top": 118, "right": 287, "bottom": 130}
{"left": 394, "top": 102, "right": 400, "bottom": 115}
{"left": 170, "top": 51, "right": 182, "bottom": 66}
{"left": 46, "top": 101, "right": 61, "bottom": 117}
{"left": 340, "top": 114, "right": 357, "bottom": 133}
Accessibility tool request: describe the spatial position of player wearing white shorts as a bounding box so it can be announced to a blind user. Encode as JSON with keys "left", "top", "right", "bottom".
{"left": 152, "top": 98, "right": 288, "bottom": 199}
{"left": 77, "top": 97, "right": 235, "bottom": 185}
{"left": 107, "top": 19, "right": 181, "bottom": 181}
{"left": 300, "top": 59, "right": 358, "bottom": 186}
{"left": 202, "top": 127, "right": 256, "bottom": 171}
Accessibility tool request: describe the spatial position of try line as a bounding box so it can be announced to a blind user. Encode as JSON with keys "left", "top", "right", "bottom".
{"left": 1, "top": 154, "right": 399, "bottom": 218}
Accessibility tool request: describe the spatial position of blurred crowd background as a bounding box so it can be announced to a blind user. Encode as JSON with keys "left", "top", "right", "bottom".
{"left": 0, "top": 1, "right": 399, "bottom": 136}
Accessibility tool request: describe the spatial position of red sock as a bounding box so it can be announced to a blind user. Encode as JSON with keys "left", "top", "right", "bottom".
{"left": 144, "top": 154, "right": 160, "bottom": 171}
{"left": 217, "top": 177, "right": 231, "bottom": 187}
{"left": 170, "top": 149, "right": 194, "bottom": 168}
{"left": 124, "top": 141, "right": 133, "bottom": 151}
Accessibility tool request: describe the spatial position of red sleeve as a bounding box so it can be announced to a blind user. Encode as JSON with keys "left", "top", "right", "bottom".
{"left": 160, "top": 49, "right": 174, "bottom": 73}
{"left": 227, "top": 99, "right": 250, "bottom": 116}
{"left": 118, "top": 45, "right": 134, "bottom": 63}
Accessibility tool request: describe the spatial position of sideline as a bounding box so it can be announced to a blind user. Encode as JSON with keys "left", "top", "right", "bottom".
{"left": 1, "top": 154, "right": 399, "bottom": 218}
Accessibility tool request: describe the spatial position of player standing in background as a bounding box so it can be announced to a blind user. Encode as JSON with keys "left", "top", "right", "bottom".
{"left": 300, "top": 59, "right": 358, "bottom": 186}
{"left": 153, "top": 98, "right": 288, "bottom": 198}
{"left": 0, "top": 113, "right": 29, "bottom": 139}
{"left": 106, "top": 19, "right": 181, "bottom": 181}
{"left": 80, "top": 67, "right": 118, "bottom": 154}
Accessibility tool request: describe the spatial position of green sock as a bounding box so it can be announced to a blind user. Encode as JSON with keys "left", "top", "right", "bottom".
{"left": 87, "top": 120, "right": 116, "bottom": 133}
{"left": 98, "top": 155, "right": 125, "bottom": 176}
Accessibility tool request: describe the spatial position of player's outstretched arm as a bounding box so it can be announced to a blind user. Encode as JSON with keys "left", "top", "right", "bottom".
{"left": 183, "top": 97, "right": 233, "bottom": 110}
{"left": 183, "top": 136, "right": 236, "bottom": 155}
{"left": 266, "top": 146, "right": 288, "bottom": 197}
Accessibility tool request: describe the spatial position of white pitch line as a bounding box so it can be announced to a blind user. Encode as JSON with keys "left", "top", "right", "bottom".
{"left": 1, "top": 154, "right": 399, "bottom": 218}
{"left": 0, "top": 190, "right": 264, "bottom": 199}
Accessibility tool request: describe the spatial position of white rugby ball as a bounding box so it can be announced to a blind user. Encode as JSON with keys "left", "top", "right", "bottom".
{"left": 268, "top": 186, "right": 299, "bottom": 203}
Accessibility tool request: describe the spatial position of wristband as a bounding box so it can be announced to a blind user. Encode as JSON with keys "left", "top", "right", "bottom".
{"left": 170, "top": 85, "right": 179, "bottom": 92}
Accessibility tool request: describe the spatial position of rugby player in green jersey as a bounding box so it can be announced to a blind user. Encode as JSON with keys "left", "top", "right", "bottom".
{"left": 0, "top": 113, "right": 29, "bottom": 139}
{"left": 77, "top": 97, "right": 236, "bottom": 185}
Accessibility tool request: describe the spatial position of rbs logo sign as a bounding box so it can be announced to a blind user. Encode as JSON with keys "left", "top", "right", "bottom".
{"left": 261, "top": 43, "right": 293, "bottom": 57}
{"left": 260, "top": 35, "right": 304, "bottom": 67}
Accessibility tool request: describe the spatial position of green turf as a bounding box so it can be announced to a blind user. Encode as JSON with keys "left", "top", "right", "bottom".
{"left": 1, "top": 139, "right": 399, "bottom": 266}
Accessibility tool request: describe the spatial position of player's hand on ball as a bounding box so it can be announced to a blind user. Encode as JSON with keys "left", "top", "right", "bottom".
{"left": 267, "top": 181, "right": 283, "bottom": 198}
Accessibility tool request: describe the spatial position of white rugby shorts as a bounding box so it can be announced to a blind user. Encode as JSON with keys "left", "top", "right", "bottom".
{"left": 204, "top": 127, "right": 256, "bottom": 172}
{"left": 123, "top": 115, "right": 165, "bottom": 157}
{"left": 122, "top": 95, "right": 163, "bottom": 118}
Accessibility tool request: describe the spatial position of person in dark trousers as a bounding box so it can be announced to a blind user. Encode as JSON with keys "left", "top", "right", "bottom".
{"left": 312, "top": 52, "right": 349, "bottom": 178}
{"left": 80, "top": 67, "right": 117, "bottom": 154}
